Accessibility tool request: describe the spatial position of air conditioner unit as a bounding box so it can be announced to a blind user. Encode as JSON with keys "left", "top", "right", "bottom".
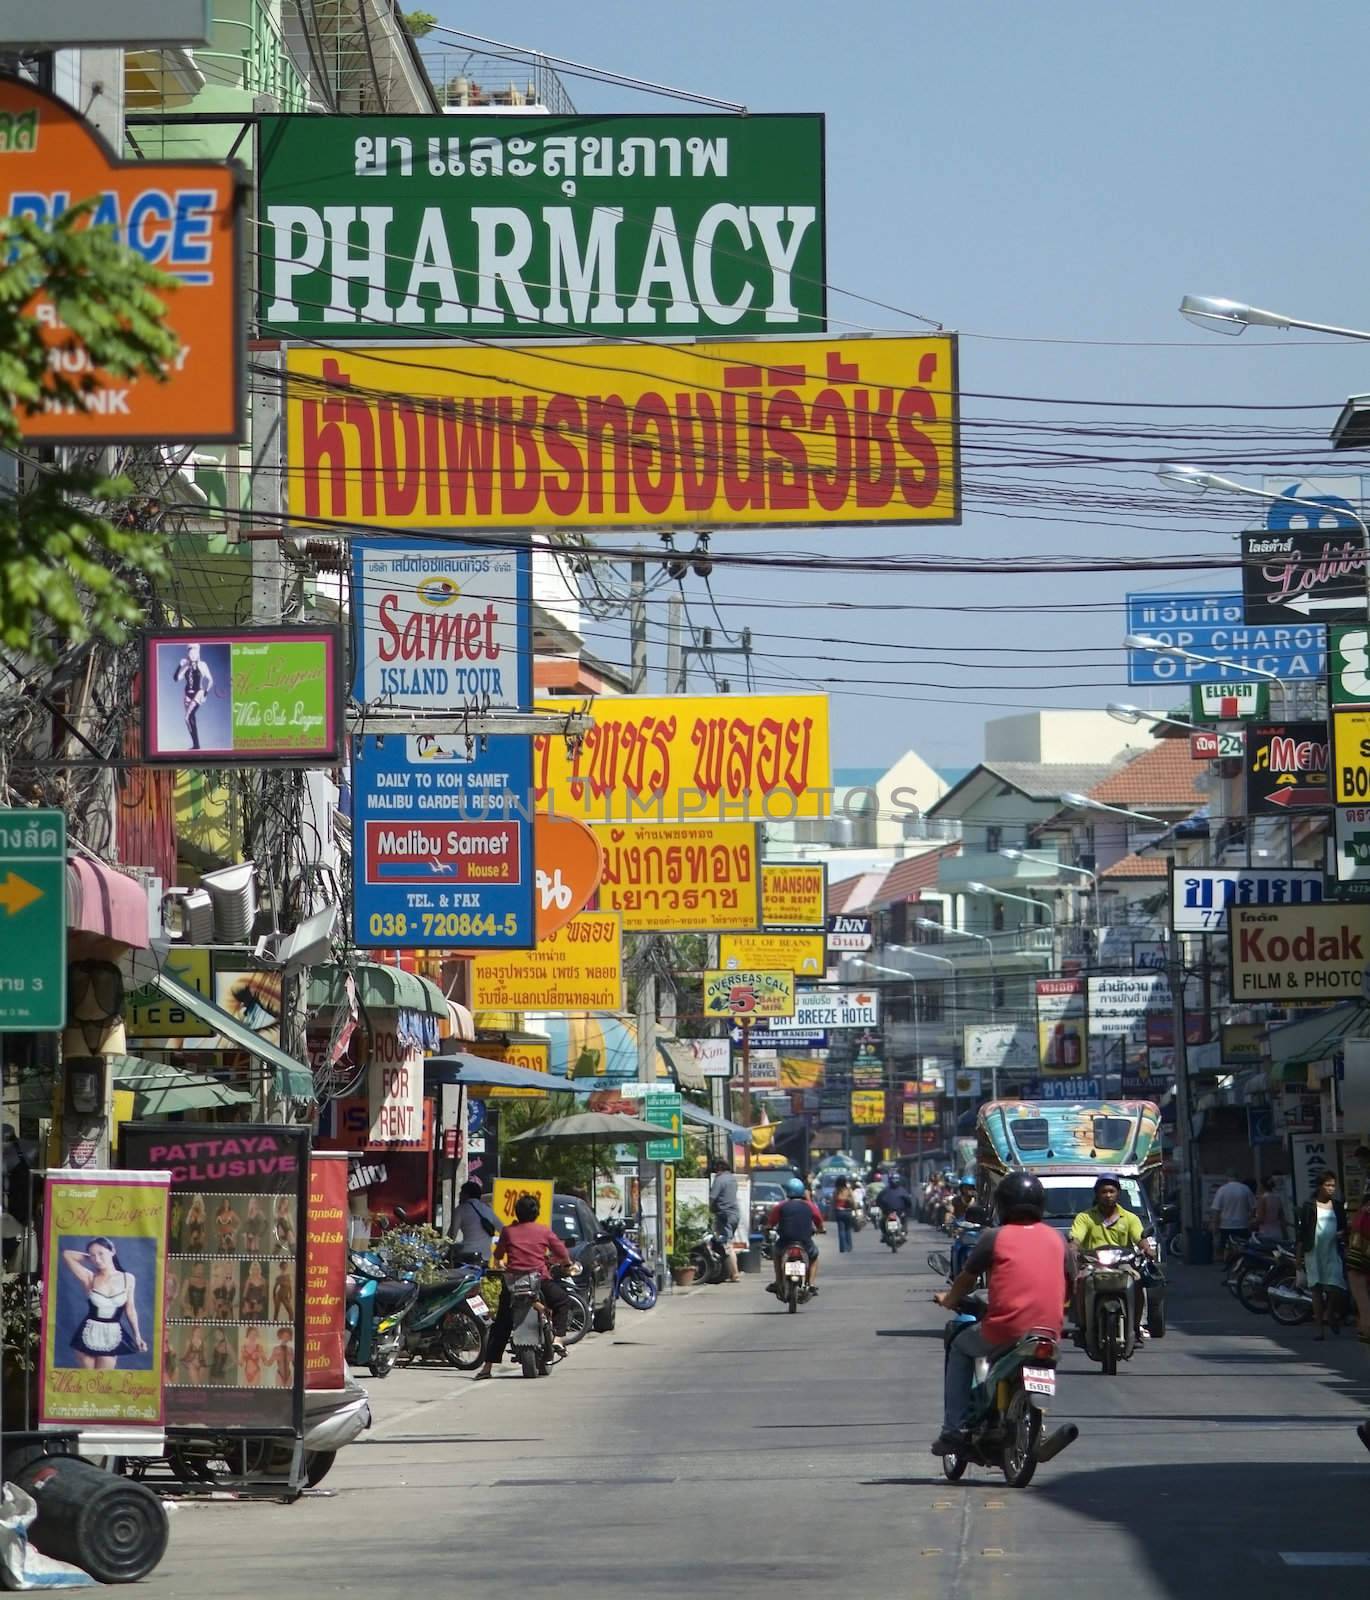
{"left": 199, "top": 861, "right": 258, "bottom": 944}
{"left": 161, "top": 886, "right": 214, "bottom": 944}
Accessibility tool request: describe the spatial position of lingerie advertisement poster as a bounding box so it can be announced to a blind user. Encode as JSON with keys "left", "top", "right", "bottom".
{"left": 39, "top": 1169, "right": 172, "bottom": 1429}
{"left": 120, "top": 1124, "right": 308, "bottom": 1435}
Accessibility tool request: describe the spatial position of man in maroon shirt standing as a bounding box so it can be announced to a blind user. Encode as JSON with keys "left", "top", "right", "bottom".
{"left": 475, "top": 1193, "right": 573, "bottom": 1379}
{"left": 930, "top": 1172, "right": 1073, "bottom": 1456}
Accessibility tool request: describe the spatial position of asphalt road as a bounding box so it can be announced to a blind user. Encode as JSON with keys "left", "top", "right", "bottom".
{"left": 133, "top": 1226, "right": 1370, "bottom": 1598}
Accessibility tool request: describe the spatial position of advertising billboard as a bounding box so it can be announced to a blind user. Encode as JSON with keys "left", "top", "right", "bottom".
{"left": 303, "top": 1154, "right": 348, "bottom": 1390}
{"left": 1328, "top": 624, "right": 1370, "bottom": 706}
{"left": 1170, "top": 865, "right": 1325, "bottom": 932}
{"left": 702, "top": 969, "right": 796, "bottom": 1018}
{"left": 1333, "top": 707, "right": 1370, "bottom": 805}
{"left": 1124, "top": 592, "right": 1325, "bottom": 685}
{"left": 534, "top": 692, "right": 830, "bottom": 821}
{"left": 827, "top": 912, "right": 872, "bottom": 952}
{"left": 141, "top": 628, "right": 341, "bottom": 764}
{"left": 468, "top": 1038, "right": 553, "bottom": 1100}
{"left": 284, "top": 334, "right": 960, "bottom": 532}
{"left": 963, "top": 1024, "right": 1037, "bottom": 1072}
{"left": 468, "top": 911, "right": 624, "bottom": 1012}
{"left": 792, "top": 988, "right": 879, "bottom": 1030}
{"left": 761, "top": 862, "right": 826, "bottom": 930}
{"left": 1333, "top": 806, "right": 1370, "bottom": 883}
{"left": 2, "top": 77, "right": 242, "bottom": 443}
{"left": 591, "top": 820, "right": 761, "bottom": 932}
{"left": 352, "top": 733, "right": 535, "bottom": 951}
{"left": 1244, "top": 723, "right": 1330, "bottom": 814}
{"left": 258, "top": 113, "right": 825, "bottom": 340}
{"left": 534, "top": 815, "right": 603, "bottom": 940}
{"left": 1087, "top": 973, "right": 1168, "bottom": 1036}
{"left": 1229, "top": 905, "right": 1370, "bottom": 1003}
{"left": 1241, "top": 527, "right": 1367, "bottom": 625}
{"left": 851, "top": 1090, "right": 885, "bottom": 1126}
{"left": 350, "top": 539, "right": 531, "bottom": 712}
{"left": 1036, "top": 978, "right": 1088, "bottom": 1077}
{"left": 718, "top": 931, "right": 826, "bottom": 976}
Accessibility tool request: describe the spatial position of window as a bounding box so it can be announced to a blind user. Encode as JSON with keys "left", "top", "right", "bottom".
{"left": 551, "top": 1200, "right": 584, "bottom": 1246}
{"left": 992, "top": 901, "right": 1005, "bottom": 931}
{"left": 1009, "top": 1118, "right": 1051, "bottom": 1154}
{"left": 985, "top": 826, "right": 1003, "bottom": 853}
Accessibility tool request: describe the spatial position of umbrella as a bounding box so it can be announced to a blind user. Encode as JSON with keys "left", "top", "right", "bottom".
{"left": 509, "top": 1111, "right": 677, "bottom": 1143}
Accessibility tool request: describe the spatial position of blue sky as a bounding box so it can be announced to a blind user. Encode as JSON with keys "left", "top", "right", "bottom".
{"left": 428, "top": 0, "right": 1370, "bottom": 768}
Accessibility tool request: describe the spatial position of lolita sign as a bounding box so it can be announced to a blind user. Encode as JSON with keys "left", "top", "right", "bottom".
{"left": 351, "top": 539, "right": 530, "bottom": 711}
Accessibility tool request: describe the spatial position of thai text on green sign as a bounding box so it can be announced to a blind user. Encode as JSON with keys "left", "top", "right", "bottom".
{"left": 643, "top": 1090, "right": 684, "bottom": 1162}
{"left": 0, "top": 808, "right": 66, "bottom": 1030}
{"left": 258, "top": 114, "right": 825, "bottom": 339}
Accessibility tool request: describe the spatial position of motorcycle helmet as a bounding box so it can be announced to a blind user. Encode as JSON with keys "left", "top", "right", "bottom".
{"left": 1093, "top": 1174, "right": 1122, "bottom": 1196}
{"left": 995, "top": 1170, "right": 1046, "bottom": 1223}
{"left": 785, "top": 1177, "right": 807, "bottom": 1198}
{"left": 958, "top": 1176, "right": 976, "bottom": 1190}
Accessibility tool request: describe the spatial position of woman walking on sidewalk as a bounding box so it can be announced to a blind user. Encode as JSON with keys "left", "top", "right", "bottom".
{"left": 833, "top": 1178, "right": 856, "bottom": 1253}
{"left": 1295, "top": 1170, "right": 1347, "bottom": 1340}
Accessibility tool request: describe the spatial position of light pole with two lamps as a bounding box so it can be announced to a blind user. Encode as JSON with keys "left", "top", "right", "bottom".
{"left": 854, "top": 949, "right": 959, "bottom": 1171}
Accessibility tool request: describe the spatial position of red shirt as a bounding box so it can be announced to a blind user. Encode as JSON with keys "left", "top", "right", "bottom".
{"left": 964, "top": 1223, "right": 1071, "bottom": 1346}
{"left": 765, "top": 1199, "right": 824, "bottom": 1234}
{"left": 496, "top": 1221, "right": 569, "bottom": 1279}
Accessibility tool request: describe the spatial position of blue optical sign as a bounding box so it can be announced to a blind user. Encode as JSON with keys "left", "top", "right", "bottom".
{"left": 1125, "top": 592, "right": 1325, "bottom": 686}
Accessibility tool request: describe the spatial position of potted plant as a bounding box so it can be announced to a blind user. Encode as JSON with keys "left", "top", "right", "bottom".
{"left": 668, "top": 1248, "right": 696, "bottom": 1287}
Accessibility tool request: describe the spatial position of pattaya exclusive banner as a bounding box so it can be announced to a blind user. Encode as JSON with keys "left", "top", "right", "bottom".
{"left": 591, "top": 821, "right": 762, "bottom": 932}
{"left": 258, "top": 113, "right": 825, "bottom": 341}
{"left": 120, "top": 1125, "right": 308, "bottom": 1434}
{"left": 142, "top": 627, "right": 341, "bottom": 764}
{"left": 40, "top": 1170, "right": 171, "bottom": 1429}
{"left": 534, "top": 692, "right": 830, "bottom": 821}
{"left": 284, "top": 334, "right": 960, "bottom": 532}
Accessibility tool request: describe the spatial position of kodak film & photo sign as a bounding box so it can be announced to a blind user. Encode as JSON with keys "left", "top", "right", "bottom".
{"left": 1229, "top": 904, "right": 1370, "bottom": 1002}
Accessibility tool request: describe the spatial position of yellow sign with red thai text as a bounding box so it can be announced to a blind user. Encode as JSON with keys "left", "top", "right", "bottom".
{"left": 533, "top": 693, "right": 830, "bottom": 822}
{"left": 468, "top": 1038, "right": 552, "bottom": 1100}
{"left": 591, "top": 821, "right": 761, "bottom": 932}
{"left": 761, "top": 863, "right": 826, "bottom": 930}
{"left": 469, "top": 911, "right": 623, "bottom": 1012}
{"left": 851, "top": 1090, "right": 885, "bottom": 1126}
{"left": 283, "top": 333, "right": 959, "bottom": 531}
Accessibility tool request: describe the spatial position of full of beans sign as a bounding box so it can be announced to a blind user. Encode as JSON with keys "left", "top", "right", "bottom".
{"left": 368, "top": 1023, "right": 424, "bottom": 1143}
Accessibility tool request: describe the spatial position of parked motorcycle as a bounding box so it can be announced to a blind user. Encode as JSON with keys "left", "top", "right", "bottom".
{"left": 1227, "top": 1238, "right": 1295, "bottom": 1314}
{"left": 1267, "top": 1272, "right": 1315, "bottom": 1326}
{"left": 1074, "top": 1247, "right": 1147, "bottom": 1375}
{"left": 764, "top": 1228, "right": 813, "bottom": 1313}
{"left": 345, "top": 1250, "right": 418, "bottom": 1378}
{"left": 690, "top": 1227, "right": 732, "bottom": 1286}
{"left": 939, "top": 1294, "right": 1078, "bottom": 1488}
{"left": 602, "top": 1217, "right": 658, "bottom": 1310}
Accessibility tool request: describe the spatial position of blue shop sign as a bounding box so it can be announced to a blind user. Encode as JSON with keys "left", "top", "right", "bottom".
{"left": 1125, "top": 591, "right": 1325, "bottom": 685}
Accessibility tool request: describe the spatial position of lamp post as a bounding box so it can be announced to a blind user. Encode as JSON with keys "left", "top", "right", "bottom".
{"left": 1123, "top": 632, "right": 1283, "bottom": 686}
{"left": 856, "top": 950, "right": 958, "bottom": 1172}
{"left": 1000, "top": 847, "right": 1099, "bottom": 959}
{"left": 1178, "top": 294, "right": 1370, "bottom": 342}
{"left": 911, "top": 920, "right": 1001, "bottom": 1099}
{"left": 964, "top": 880, "right": 1055, "bottom": 925}
{"left": 1157, "top": 462, "right": 1370, "bottom": 624}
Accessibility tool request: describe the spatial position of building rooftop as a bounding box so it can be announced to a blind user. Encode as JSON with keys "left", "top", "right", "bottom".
{"left": 1100, "top": 852, "right": 1169, "bottom": 880}
{"left": 1087, "top": 739, "right": 1207, "bottom": 812}
{"left": 869, "top": 844, "right": 960, "bottom": 906}
{"left": 827, "top": 871, "right": 887, "bottom": 915}
{"left": 930, "top": 759, "right": 1127, "bottom": 816}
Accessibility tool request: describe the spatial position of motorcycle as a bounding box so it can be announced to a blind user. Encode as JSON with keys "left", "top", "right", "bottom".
{"left": 602, "top": 1216, "right": 658, "bottom": 1310}
{"left": 502, "top": 1261, "right": 582, "bottom": 1377}
{"left": 764, "top": 1228, "right": 813, "bottom": 1313}
{"left": 1074, "top": 1247, "right": 1152, "bottom": 1375}
{"left": 939, "top": 1294, "right": 1078, "bottom": 1488}
{"left": 345, "top": 1250, "right": 418, "bottom": 1378}
{"left": 372, "top": 1225, "right": 494, "bottom": 1369}
{"left": 880, "top": 1211, "right": 907, "bottom": 1252}
{"left": 1267, "top": 1270, "right": 1315, "bottom": 1326}
{"left": 690, "top": 1226, "right": 733, "bottom": 1286}
{"left": 1227, "top": 1238, "right": 1293, "bottom": 1314}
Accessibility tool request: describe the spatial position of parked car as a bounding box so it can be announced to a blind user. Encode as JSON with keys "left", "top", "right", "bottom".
{"left": 749, "top": 1178, "right": 790, "bottom": 1238}
{"left": 551, "top": 1194, "right": 619, "bottom": 1332}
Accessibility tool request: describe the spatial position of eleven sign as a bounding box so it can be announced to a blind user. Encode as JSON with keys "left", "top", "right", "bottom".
{"left": 1190, "top": 683, "right": 1269, "bottom": 721}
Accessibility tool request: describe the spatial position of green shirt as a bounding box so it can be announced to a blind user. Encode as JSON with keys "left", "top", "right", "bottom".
{"left": 1070, "top": 1205, "right": 1143, "bottom": 1251}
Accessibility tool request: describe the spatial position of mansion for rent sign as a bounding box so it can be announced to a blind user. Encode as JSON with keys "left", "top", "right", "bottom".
{"left": 258, "top": 113, "right": 825, "bottom": 339}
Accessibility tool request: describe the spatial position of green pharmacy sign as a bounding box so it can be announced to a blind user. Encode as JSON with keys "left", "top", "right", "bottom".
{"left": 141, "top": 628, "right": 342, "bottom": 765}
{"left": 257, "top": 113, "right": 826, "bottom": 339}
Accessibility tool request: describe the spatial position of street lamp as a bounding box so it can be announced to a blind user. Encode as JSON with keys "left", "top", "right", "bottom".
{"left": 854, "top": 954, "right": 960, "bottom": 1160}
{"left": 1157, "top": 463, "right": 1370, "bottom": 621}
{"left": 1107, "top": 702, "right": 1195, "bottom": 734}
{"left": 1059, "top": 791, "right": 1167, "bottom": 828}
{"left": 1179, "top": 293, "right": 1370, "bottom": 342}
{"left": 964, "top": 880, "right": 1055, "bottom": 926}
{"left": 1123, "top": 633, "right": 1283, "bottom": 686}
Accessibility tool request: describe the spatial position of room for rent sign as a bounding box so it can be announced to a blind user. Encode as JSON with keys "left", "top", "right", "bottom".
{"left": 1229, "top": 905, "right": 1370, "bottom": 1002}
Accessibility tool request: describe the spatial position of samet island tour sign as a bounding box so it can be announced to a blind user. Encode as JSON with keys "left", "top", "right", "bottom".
{"left": 1, "top": 76, "right": 243, "bottom": 443}
{"left": 284, "top": 334, "right": 960, "bottom": 532}
{"left": 258, "top": 113, "right": 825, "bottom": 339}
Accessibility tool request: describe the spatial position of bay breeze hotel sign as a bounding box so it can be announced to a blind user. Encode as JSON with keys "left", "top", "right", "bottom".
{"left": 1170, "top": 866, "right": 1326, "bottom": 934}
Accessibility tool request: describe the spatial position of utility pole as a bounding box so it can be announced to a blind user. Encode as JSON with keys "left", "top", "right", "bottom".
{"left": 1166, "top": 855, "right": 1198, "bottom": 1259}
{"left": 630, "top": 558, "right": 648, "bottom": 691}
{"left": 665, "top": 593, "right": 685, "bottom": 693}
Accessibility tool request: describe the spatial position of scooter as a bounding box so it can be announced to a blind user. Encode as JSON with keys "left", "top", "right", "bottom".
{"left": 602, "top": 1216, "right": 657, "bottom": 1310}
{"left": 1074, "top": 1247, "right": 1147, "bottom": 1375}
{"left": 939, "top": 1295, "right": 1079, "bottom": 1488}
{"left": 373, "top": 1226, "right": 493, "bottom": 1370}
{"left": 880, "top": 1212, "right": 907, "bottom": 1252}
{"left": 503, "top": 1262, "right": 582, "bottom": 1377}
{"left": 764, "top": 1229, "right": 813, "bottom": 1313}
{"left": 690, "top": 1227, "right": 733, "bottom": 1286}
{"left": 345, "top": 1250, "right": 418, "bottom": 1377}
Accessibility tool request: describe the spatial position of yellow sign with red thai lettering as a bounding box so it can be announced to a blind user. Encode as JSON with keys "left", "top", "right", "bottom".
{"left": 761, "top": 863, "right": 826, "bottom": 930}
{"left": 591, "top": 821, "right": 761, "bottom": 932}
{"left": 468, "top": 1038, "right": 552, "bottom": 1100}
{"left": 718, "top": 932, "right": 826, "bottom": 977}
{"left": 851, "top": 1090, "right": 885, "bottom": 1126}
{"left": 468, "top": 912, "right": 623, "bottom": 1012}
{"left": 534, "top": 693, "right": 830, "bottom": 822}
{"left": 284, "top": 334, "right": 959, "bottom": 532}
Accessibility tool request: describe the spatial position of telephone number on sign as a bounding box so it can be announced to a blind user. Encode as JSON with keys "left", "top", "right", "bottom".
{"left": 367, "top": 911, "right": 521, "bottom": 939}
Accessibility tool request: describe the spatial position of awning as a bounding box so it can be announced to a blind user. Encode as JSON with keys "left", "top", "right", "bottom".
{"left": 66, "top": 858, "right": 149, "bottom": 949}
{"left": 423, "top": 1049, "right": 580, "bottom": 1095}
{"left": 1268, "top": 1002, "right": 1370, "bottom": 1077}
{"left": 306, "top": 962, "right": 442, "bottom": 1017}
{"left": 111, "top": 1055, "right": 254, "bottom": 1116}
{"left": 658, "top": 1039, "right": 707, "bottom": 1091}
{"left": 443, "top": 1001, "right": 475, "bottom": 1042}
{"left": 681, "top": 1102, "right": 753, "bottom": 1146}
{"left": 154, "top": 971, "right": 315, "bottom": 1101}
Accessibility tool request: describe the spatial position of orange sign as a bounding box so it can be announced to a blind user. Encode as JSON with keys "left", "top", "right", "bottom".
{"left": 535, "top": 815, "right": 603, "bottom": 942}
{"left": 1, "top": 77, "right": 243, "bottom": 443}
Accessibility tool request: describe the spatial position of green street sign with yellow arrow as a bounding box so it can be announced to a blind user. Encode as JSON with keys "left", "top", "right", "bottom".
{"left": 0, "top": 809, "right": 66, "bottom": 1030}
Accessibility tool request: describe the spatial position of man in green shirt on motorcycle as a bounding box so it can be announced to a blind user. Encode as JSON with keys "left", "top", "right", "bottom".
{"left": 1071, "top": 1176, "right": 1146, "bottom": 1252}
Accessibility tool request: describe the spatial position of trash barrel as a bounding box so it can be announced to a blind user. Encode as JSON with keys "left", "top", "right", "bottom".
{"left": 11, "top": 1455, "right": 169, "bottom": 1584}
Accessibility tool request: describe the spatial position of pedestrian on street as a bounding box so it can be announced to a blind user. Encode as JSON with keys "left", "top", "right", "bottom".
{"left": 1251, "top": 1176, "right": 1288, "bottom": 1241}
{"left": 708, "top": 1159, "right": 741, "bottom": 1282}
{"left": 453, "top": 1179, "right": 501, "bottom": 1261}
{"left": 1295, "top": 1170, "right": 1347, "bottom": 1340}
{"left": 1342, "top": 1190, "right": 1370, "bottom": 1343}
{"left": 832, "top": 1177, "right": 856, "bottom": 1252}
{"left": 1209, "top": 1171, "right": 1254, "bottom": 1257}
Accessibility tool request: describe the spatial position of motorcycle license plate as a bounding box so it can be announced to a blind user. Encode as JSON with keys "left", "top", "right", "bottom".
{"left": 784, "top": 1260, "right": 807, "bottom": 1278}
{"left": 1022, "top": 1366, "right": 1056, "bottom": 1396}
{"left": 466, "top": 1296, "right": 490, "bottom": 1318}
